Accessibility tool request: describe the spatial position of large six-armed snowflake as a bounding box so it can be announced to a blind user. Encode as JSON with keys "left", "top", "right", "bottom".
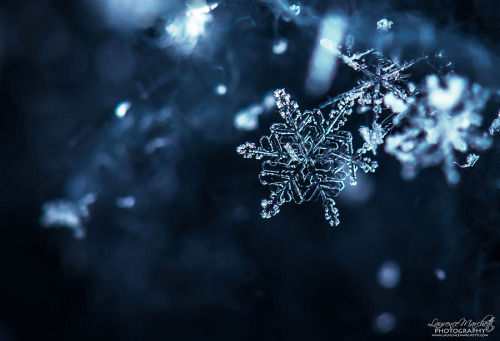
{"left": 237, "top": 89, "right": 377, "bottom": 226}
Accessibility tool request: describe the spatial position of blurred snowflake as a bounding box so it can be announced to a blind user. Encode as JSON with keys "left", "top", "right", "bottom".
{"left": 237, "top": 89, "right": 377, "bottom": 226}
{"left": 318, "top": 22, "right": 427, "bottom": 158}
{"left": 385, "top": 74, "right": 492, "bottom": 184}
{"left": 320, "top": 35, "right": 426, "bottom": 125}
{"left": 40, "top": 193, "right": 97, "bottom": 239}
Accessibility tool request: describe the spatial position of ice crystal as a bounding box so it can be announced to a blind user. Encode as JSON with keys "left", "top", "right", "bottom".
{"left": 455, "top": 153, "right": 480, "bottom": 168}
{"left": 489, "top": 110, "right": 500, "bottom": 136}
{"left": 385, "top": 74, "right": 492, "bottom": 184}
{"left": 358, "top": 123, "right": 387, "bottom": 155}
{"left": 237, "top": 89, "right": 377, "bottom": 226}
{"left": 40, "top": 193, "right": 97, "bottom": 239}
{"left": 376, "top": 19, "right": 393, "bottom": 32}
{"left": 320, "top": 37, "right": 426, "bottom": 127}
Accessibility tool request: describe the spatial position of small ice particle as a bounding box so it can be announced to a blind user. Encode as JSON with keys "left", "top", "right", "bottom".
{"left": 384, "top": 93, "right": 408, "bottom": 114}
{"left": 377, "top": 260, "right": 400, "bottom": 289}
{"left": 272, "top": 39, "right": 288, "bottom": 55}
{"left": 489, "top": 110, "right": 500, "bottom": 136}
{"left": 374, "top": 312, "right": 397, "bottom": 334}
{"left": 164, "top": 2, "right": 218, "bottom": 53}
{"left": 289, "top": 4, "right": 300, "bottom": 16}
{"left": 407, "top": 82, "right": 416, "bottom": 93}
{"left": 359, "top": 123, "right": 386, "bottom": 155}
{"left": 215, "top": 84, "right": 227, "bottom": 95}
{"left": 377, "top": 19, "right": 393, "bottom": 32}
{"left": 115, "top": 101, "right": 131, "bottom": 118}
{"left": 116, "top": 195, "right": 136, "bottom": 209}
{"left": 434, "top": 269, "right": 446, "bottom": 281}
{"left": 455, "top": 153, "right": 479, "bottom": 168}
{"left": 262, "top": 92, "right": 276, "bottom": 110}
{"left": 40, "top": 193, "right": 97, "bottom": 239}
{"left": 234, "top": 105, "right": 262, "bottom": 131}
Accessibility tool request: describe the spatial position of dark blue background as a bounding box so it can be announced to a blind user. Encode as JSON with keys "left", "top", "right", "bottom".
{"left": 1, "top": 0, "right": 500, "bottom": 340}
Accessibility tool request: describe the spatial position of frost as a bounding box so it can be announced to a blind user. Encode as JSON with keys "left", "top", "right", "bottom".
{"left": 40, "top": 193, "right": 97, "bottom": 239}
{"left": 489, "top": 110, "right": 500, "bottom": 136}
{"left": 237, "top": 89, "right": 377, "bottom": 226}
{"left": 385, "top": 74, "right": 492, "bottom": 184}
{"left": 377, "top": 19, "right": 393, "bottom": 32}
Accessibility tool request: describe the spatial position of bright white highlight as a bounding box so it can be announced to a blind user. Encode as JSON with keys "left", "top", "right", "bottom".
{"left": 273, "top": 39, "right": 288, "bottom": 54}
{"left": 115, "top": 101, "right": 131, "bottom": 118}
{"left": 306, "top": 14, "right": 346, "bottom": 95}
{"left": 377, "top": 18, "right": 393, "bottom": 32}
{"left": 234, "top": 105, "right": 262, "bottom": 131}
{"left": 165, "top": 2, "right": 218, "bottom": 54}
{"left": 384, "top": 93, "right": 408, "bottom": 114}
{"left": 427, "top": 75, "right": 466, "bottom": 111}
{"left": 215, "top": 84, "right": 227, "bottom": 95}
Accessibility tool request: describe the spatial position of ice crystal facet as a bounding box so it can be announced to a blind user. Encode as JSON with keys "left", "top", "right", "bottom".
{"left": 237, "top": 89, "right": 377, "bottom": 226}
{"left": 385, "top": 75, "right": 492, "bottom": 184}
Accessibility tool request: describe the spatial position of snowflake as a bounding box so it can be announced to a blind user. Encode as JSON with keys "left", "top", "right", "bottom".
{"left": 320, "top": 38, "right": 425, "bottom": 123}
{"left": 358, "top": 122, "right": 388, "bottom": 155}
{"left": 237, "top": 89, "right": 377, "bottom": 226}
{"left": 385, "top": 74, "right": 492, "bottom": 184}
{"left": 322, "top": 48, "right": 425, "bottom": 119}
{"left": 455, "top": 153, "right": 480, "bottom": 168}
{"left": 40, "top": 193, "right": 97, "bottom": 239}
